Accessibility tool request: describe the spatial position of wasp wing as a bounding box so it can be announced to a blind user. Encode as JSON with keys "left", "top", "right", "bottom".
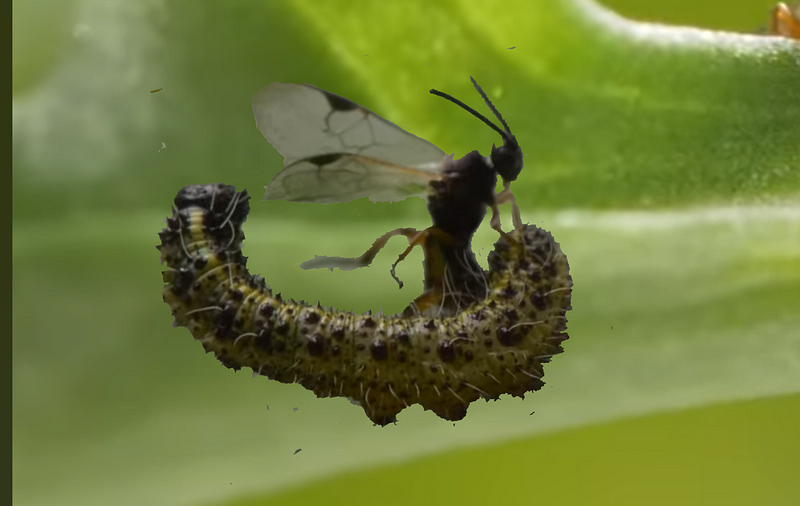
{"left": 253, "top": 82, "right": 450, "bottom": 203}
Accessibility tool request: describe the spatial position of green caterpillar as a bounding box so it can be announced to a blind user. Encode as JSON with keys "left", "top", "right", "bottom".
{"left": 159, "top": 183, "right": 571, "bottom": 426}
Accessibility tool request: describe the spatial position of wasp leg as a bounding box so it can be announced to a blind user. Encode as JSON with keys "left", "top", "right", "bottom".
{"left": 489, "top": 201, "right": 506, "bottom": 236}
{"left": 407, "top": 288, "right": 445, "bottom": 316}
{"left": 389, "top": 226, "right": 456, "bottom": 289}
{"left": 389, "top": 230, "right": 430, "bottom": 288}
{"left": 492, "top": 183, "right": 523, "bottom": 235}
{"left": 495, "top": 183, "right": 523, "bottom": 231}
{"left": 301, "top": 227, "right": 419, "bottom": 271}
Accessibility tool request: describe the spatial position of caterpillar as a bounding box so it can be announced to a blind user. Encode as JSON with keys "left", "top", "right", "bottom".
{"left": 159, "top": 183, "right": 572, "bottom": 426}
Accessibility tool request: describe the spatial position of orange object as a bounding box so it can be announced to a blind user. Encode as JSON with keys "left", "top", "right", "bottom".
{"left": 771, "top": 2, "right": 800, "bottom": 39}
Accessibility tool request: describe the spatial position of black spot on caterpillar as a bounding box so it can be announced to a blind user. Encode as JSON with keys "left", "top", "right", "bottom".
{"left": 159, "top": 183, "right": 572, "bottom": 426}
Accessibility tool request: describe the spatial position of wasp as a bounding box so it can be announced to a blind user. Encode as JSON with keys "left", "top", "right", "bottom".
{"left": 252, "top": 77, "right": 525, "bottom": 316}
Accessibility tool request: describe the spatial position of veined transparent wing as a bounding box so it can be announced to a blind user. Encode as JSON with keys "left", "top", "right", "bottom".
{"left": 253, "top": 82, "right": 451, "bottom": 203}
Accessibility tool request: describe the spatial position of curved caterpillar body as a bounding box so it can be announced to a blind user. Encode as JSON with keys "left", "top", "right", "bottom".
{"left": 255, "top": 78, "right": 528, "bottom": 317}
{"left": 159, "top": 184, "right": 572, "bottom": 426}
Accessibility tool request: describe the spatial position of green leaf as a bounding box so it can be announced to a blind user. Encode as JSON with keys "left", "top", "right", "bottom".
{"left": 11, "top": 1, "right": 800, "bottom": 506}
{"left": 224, "top": 393, "right": 800, "bottom": 506}
{"left": 284, "top": 0, "right": 800, "bottom": 208}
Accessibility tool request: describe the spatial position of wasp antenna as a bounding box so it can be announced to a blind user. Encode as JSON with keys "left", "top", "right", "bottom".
{"left": 469, "top": 76, "right": 512, "bottom": 136}
{"left": 430, "top": 83, "right": 511, "bottom": 143}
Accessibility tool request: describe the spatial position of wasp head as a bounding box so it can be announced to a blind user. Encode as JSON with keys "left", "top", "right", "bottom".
{"left": 430, "top": 77, "right": 524, "bottom": 184}
{"left": 491, "top": 135, "right": 523, "bottom": 183}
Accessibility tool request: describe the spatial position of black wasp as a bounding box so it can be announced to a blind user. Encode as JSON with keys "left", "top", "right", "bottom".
{"left": 252, "top": 77, "right": 524, "bottom": 316}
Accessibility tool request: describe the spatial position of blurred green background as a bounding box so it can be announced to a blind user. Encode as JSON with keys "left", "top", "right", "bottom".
{"left": 12, "top": 1, "right": 800, "bottom": 505}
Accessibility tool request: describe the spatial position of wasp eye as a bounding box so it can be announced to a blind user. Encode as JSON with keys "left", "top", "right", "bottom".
{"left": 491, "top": 137, "right": 523, "bottom": 183}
